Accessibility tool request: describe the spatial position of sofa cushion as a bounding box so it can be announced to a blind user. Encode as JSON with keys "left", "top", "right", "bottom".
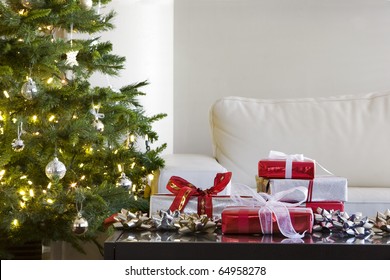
{"left": 210, "top": 91, "right": 390, "bottom": 189}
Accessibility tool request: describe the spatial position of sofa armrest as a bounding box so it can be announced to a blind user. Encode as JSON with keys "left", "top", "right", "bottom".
{"left": 152, "top": 153, "right": 231, "bottom": 195}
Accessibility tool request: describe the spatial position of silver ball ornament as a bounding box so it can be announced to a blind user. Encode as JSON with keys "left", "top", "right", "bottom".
{"left": 72, "top": 213, "right": 89, "bottom": 235}
{"left": 11, "top": 139, "right": 25, "bottom": 152}
{"left": 45, "top": 157, "right": 67, "bottom": 180}
{"left": 79, "top": 0, "right": 93, "bottom": 10}
{"left": 93, "top": 118, "right": 104, "bottom": 132}
{"left": 117, "top": 172, "right": 133, "bottom": 190}
{"left": 21, "top": 78, "right": 38, "bottom": 100}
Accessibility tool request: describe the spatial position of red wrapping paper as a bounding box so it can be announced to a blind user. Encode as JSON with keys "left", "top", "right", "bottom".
{"left": 302, "top": 201, "right": 344, "bottom": 212}
{"left": 221, "top": 234, "right": 314, "bottom": 243}
{"left": 221, "top": 206, "right": 313, "bottom": 234}
{"left": 258, "top": 159, "right": 315, "bottom": 179}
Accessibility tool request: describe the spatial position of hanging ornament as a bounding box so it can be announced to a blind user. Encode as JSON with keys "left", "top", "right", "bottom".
{"left": 45, "top": 157, "right": 67, "bottom": 180}
{"left": 11, "top": 122, "right": 25, "bottom": 152}
{"left": 90, "top": 104, "right": 105, "bottom": 132}
{"left": 116, "top": 172, "right": 133, "bottom": 190}
{"left": 79, "top": 0, "right": 93, "bottom": 10}
{"left": 21, "top": 78, "right": 38, "bottom": 100}
{"left": 92, "top": 118, "right": 104, "bottom": 132}
{"left": 65, "top": 50, "right": 79, "bottom": 67}
{"left": 72, "top": 212, "right": 89, "bottom": 235}
{"left": 145, "top": 135, "right": 151, "bottom": 151}
{"left": 11, "top": 139, "right": 25, "bottom": 152}
{"left": 65, "top": 23, "right": 79, "bottom": 67}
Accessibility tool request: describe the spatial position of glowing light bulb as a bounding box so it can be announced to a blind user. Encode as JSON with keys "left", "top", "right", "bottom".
{"left": 49, "top": 115, "right": 55, "bottom": 122}
{"left": 29, "top": 189, "right": 34, "bottom": 197}
{"left": 3, "top": 91, "right": 9, "bottom": 98}
{"left": 47, "top": 199, "right": 54, "bottom": 204}
{"left": 12, "top": 219, "right": 19, "bottom": 227}
{"left": 130, "top": 134, "right": 135, "bottom": 142}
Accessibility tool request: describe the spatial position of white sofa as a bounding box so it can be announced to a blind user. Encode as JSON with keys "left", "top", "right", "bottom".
{"left": 157, "top": 91, "right": 390, "bottom": 217}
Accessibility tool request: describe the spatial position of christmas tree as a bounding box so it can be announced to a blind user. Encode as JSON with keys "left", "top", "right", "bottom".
{"left": 0, "top": 0, "right": 166, "bottom": 258}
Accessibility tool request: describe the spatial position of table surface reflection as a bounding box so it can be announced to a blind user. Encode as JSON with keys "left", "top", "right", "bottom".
{"left": 104, "top": 229, "right": 390, "bottom": 260}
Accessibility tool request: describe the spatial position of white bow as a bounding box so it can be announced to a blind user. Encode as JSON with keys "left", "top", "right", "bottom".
{"left": 268, "top": 150, "right": 333, "bottom": 177}
{"left": 231, "top": 183, "right": 310, "bottom": 239}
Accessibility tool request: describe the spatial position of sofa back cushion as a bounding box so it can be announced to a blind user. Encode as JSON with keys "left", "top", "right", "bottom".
{"left": 210, "top": 91, "right": 390, "bottom": 189}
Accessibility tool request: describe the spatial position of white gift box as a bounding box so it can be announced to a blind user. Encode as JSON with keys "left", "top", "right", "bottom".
{"left": 157, "top": 154, "right": 231, "bottom": 195}
{"left": 263, "top": 175, "right": 348, "bottom": 202}
{"left": 150, "top": 194, "right": 251, "bottom": 218}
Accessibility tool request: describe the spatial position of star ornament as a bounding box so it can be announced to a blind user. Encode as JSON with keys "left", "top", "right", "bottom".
{"left": 65, "top": 50, "right": 79, "bottom": 67}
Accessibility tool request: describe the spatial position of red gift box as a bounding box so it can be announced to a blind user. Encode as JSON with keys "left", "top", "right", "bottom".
{"left": 258, "top": 159, "right": 315, "bottom": 179}
{"left": 221, "top": 206, "right": 313, "bottom": 235}
{"left": 222, "top": 234, "right": 314, "bottom": 244}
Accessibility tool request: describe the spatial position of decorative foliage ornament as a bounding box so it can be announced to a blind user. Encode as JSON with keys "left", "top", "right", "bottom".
{"left": 116, "top": 172, "right": 133, "bottom": 190}
{"left": 45, "top": 156, "right": 67, "bottom": 180}
{"left": 21, "top": 78, "right": 38, "bottom": 100}
{"left": 11, "top": 122, "right": 25, "bottom": 152}
{"left": 72, "top": 212, "right": 89, "bottom": 235}
{"left": 65, "top": 50, "right": 79, "bottom": 67}
{"left": 79, "top": 0, "right": 93, "bottom": 10}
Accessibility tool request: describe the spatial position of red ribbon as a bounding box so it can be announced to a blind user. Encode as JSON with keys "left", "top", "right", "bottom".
{"left": 307, "top": 180, "right": 314, "bottom": 202}
{"left": 166, "top": 172, "right": 232, "bottom": 217}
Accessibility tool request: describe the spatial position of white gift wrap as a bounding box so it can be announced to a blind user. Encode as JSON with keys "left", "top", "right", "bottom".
{"left": 150, "top": 194, "right": 251, "bottom": 218}
{"left": 268, "top": 175, "right": 348, "bottom": 202}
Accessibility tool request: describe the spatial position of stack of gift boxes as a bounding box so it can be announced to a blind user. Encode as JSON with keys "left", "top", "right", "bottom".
{"left": 256, "top": 151, "right": 348, "bottom": 213}
{"left": 148, "top": 151, "right": 347, "bottom": 238}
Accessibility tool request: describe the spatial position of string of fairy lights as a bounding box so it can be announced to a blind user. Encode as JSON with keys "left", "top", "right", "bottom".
{"left": 0, "top": 0, "right": 156, "bottom": 234}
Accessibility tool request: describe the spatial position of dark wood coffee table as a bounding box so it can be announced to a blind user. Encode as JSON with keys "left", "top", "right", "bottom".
{"left": 104, "top": 229, "right": 390, "bottom": 260}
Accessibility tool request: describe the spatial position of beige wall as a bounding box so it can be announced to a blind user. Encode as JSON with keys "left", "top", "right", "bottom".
{"left": 174, "top": 0, "right": 390, "bottom": 155}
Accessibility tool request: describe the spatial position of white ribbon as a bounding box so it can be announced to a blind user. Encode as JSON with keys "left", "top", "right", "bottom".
{"left": 268, "top": 150, "right": 306, "bottom": 179}
{"left": 231, "top": 183, "right": 310, "bottom": 239}
{"left": 90, "top": 106, "right": 105, "bottom": 120}
{"left": 268, "top": 150, "right": 333, "bottom": 177}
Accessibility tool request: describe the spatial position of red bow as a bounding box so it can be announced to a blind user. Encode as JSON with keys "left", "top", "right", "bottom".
{"left": 166, "top": 172, "right": 232, "bottom": 217}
